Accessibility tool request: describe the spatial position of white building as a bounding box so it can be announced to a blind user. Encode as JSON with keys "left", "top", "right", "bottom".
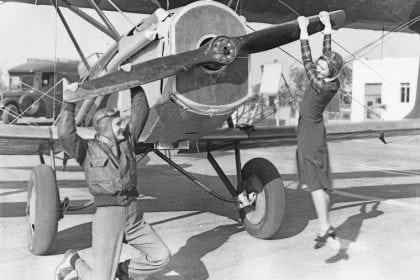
{"left": 351, "top": 57, "right": 419, "bottom": 122}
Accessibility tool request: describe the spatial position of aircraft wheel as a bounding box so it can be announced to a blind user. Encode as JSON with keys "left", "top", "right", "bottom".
{"left": 239, "top": 158, "right": 286, "bottom": 239}
{"left": 26, "top": 164, "right": 59, "bottom": 255}
{"left": 2, "top": 103, "right": 18, "bottom": 124}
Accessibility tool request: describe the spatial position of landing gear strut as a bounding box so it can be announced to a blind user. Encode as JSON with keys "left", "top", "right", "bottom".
{"left": 154, "top": 141, "right": 286, "bottom": 239}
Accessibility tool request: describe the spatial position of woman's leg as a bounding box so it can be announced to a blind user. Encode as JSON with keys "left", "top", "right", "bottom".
{"left": 311, "top": 189, "right": 331, "bottom": 235}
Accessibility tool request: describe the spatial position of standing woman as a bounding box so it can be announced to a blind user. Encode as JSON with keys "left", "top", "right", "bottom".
{"left": 296, "top": 11, "right": 343, "bottom": 249}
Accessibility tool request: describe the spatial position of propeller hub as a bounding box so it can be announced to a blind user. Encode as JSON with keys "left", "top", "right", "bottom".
{"left": 210, "top": 36, "right": 237, "bottom": 65}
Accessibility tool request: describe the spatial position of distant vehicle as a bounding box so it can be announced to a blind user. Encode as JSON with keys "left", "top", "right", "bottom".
{"left": 0, "top": 58, "right": 79, "bottom": 124}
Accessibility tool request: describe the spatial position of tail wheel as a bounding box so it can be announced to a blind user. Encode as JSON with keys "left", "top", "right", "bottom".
{"left": 26, "top": 164, "right": 60, "bottom": 255}
{"left": 239, "top": 158, "right": 286, "bottom": 239}
{"left": 2, "top": 103, "right": 18, "bottom": 124}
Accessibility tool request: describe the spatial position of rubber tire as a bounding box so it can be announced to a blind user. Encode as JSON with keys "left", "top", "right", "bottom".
{"left": 26, "top": 164, "right": 60, "bottom": 255}
{"left": 19, "top": 94, "right": 41, "bottom": 116}
{"left": 239, "top": 158, "right": 286, "bottom": 239}
{"left": 2, "top": 103, "right": 18, "bottom": 124}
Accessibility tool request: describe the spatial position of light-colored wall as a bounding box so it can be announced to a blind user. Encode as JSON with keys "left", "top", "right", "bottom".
{"left": 351, "top": 57, "right": 419, "bottom": 122}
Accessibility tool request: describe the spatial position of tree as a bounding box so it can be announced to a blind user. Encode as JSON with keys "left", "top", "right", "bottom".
{"left": 287, "top": 63, "right": 353, "bottom": 105}
{"left": 252, "top": 83, "right": 261, "bottom": 96}
{"left": 339, "top": 64, "right": 353, "bottom": 89}
{"left": 0, "top": 68, "right": 7, "bottom": 90}
{"left": 338, "top": 64, "right": 353, "bottom": 105}
{"left": 287, "top": 63, "right": 310, "bottom": 104}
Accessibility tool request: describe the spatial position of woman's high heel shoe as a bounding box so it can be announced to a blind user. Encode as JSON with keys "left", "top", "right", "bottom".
{"left": 314, "top": 226, "right": 336, "bottom": 249}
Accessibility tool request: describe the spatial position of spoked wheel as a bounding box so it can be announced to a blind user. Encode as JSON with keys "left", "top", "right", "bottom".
{"left": 239, "top": 158, "right": 286, "bottom": 239}
{"left": 26, "top": 164, "right": 60, "bottom": 255}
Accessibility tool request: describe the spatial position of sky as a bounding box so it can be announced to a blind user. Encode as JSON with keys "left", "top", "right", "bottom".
{"left": 0, "top": 2, "right": 419, "bottom": 87}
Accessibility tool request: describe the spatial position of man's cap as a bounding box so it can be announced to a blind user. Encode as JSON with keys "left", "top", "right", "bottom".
{"left": 92, "top": 108, "right": 120, "bottom": 138}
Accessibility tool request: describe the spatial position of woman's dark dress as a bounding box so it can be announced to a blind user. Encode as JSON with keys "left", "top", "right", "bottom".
{"left": 297, "top": 34, "right": 340, "bottom": 192}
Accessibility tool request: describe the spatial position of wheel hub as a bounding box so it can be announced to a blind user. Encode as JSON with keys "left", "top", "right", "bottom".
{"left": 210, "top": 36, "right": 237, "bottom": 65}
{"left": 243, "top": 175, "right": 266, "bottom": 224}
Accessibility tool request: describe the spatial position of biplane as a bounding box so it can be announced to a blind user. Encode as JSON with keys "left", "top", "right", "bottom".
{"left": 0, "top": 0, "right": 419, "bottom": 256}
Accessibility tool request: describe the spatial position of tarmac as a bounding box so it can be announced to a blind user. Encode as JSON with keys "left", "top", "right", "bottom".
{"left": 0, "top": 135, "right": 420, "bottom": 280}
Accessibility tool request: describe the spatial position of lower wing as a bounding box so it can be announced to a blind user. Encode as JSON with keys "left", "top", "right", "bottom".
{"left": 0, "top": 119, "right": 418, "bottom": 155}
{"left": 0, "top": 124, "right": 94, "bottom": 155}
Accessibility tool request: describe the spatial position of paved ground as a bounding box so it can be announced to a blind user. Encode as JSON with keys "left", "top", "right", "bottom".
{"left": 1, "top": 135, "right": 420, "bottom": 280}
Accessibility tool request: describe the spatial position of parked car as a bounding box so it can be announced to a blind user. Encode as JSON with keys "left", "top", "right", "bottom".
{"left": 0, "top": 58, "right": 79, "bottom": 124}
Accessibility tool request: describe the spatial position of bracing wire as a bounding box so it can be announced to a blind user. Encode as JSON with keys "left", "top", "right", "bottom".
{"left": 235, "top": 0, "right": 241, "bottom": 14}
{"left": 238, "top": 3, "right": 418, "bottom": 126}
{"left": 245, "top": 23, "right": 301, "bottom": 65}
{"left": 1, "top": 78, "right": 97, "bottom": 127}
{"left": 242, "top": 23, "right": 300, "bottom": 125}
{"left": 53, "top": 0, "right": 58, "bottom": 121}
{"left": 243, "top": 22, "right": 302, "bottom": 124}
{"left": 1, "top": 80, "right": 64, "bottom": 126}
{"left": 0, "top": 105, "right": 40, "bottom": 127}
{"left": 275, "top": 0, "right": 418, "bottom": 85}
{"left": 1, "top": 1, "right": 66, "bottom": 129}
{"left": 275, "top": 0, "right": 300, "bottom": 17}
{"left": 106, "top": 0, "right": 138, "bottom": 31}
{"left": 263, "top": 0, "right": 420, "bottom": 123}
{"left": 9, "top": 79, "right": 64, "bottom": 124}
{"left": 333, "top": 19, "right": 420, "bottom": 94}
{"left": 344, "top": 16, "right": 420, "bottom": 64}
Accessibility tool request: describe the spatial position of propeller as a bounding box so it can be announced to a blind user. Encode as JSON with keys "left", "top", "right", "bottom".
{"left": 64, "top": 10, "right": 345, "bottom": 103}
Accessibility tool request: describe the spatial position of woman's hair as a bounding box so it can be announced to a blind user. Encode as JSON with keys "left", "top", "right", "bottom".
{"left": 318, "top": 51, "right": 343, "bottom": 78}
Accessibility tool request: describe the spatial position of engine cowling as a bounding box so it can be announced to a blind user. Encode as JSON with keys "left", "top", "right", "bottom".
{"left": 166, "top": 1, "right": 249, "bottom": 115}
{"left": 133, "top": 1, "right": 251, "bottom": 143}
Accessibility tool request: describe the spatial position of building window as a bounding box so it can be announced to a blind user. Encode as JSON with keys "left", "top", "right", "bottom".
{"left": 41, "top": 72, "right": 52, "bottom": 87}
{"left": 364, "top": 83, "right": 382, "bottom": 119}
{"left": 268, "top": 95, "right": 276, "bottom": 106}
{"left": 401, "top": 83, "right": 410, "bottom": 103}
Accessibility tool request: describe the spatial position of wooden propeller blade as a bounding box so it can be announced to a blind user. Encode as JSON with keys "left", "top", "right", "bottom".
{"left": 64, "top": 47, "right": 214, "bottom": 102}
{"left": 65, "top": 10, "right": 345, "bottom": 103}
{"left": 238, "top": 10, "right": 345, "bottom": 55}
{"left": 65, "top": 33, "right": 242, "bottom": 103}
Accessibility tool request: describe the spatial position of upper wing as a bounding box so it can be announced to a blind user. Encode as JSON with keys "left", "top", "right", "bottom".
{"left": 232, "top": 0, "right": 420, "bottom": 33}
{"left": 0, "top": 124, "right": 94, "bottom": 155}
{"left": 3, "top": 0, "right": 419, "bottom": 33}
{"left": 1, "top": 0, "right": 161, "bottom": 14}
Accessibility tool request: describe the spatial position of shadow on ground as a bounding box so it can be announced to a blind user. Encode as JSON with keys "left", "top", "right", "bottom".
{"left": 151, "top": 223, "right": 244, "bottom": 280}
{"left": 326, "top": 201, "right": 384, "bottom": 264}
{"left": 54, "top": 222, "right": 92, "bottom": 255}
{"left": 1, "top": 163, "right": 419, "bottom": 278}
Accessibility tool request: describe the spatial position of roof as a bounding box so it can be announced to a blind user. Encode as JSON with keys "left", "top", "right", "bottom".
{"left": 8, "top": 58, "right": 79, "bottom": 75}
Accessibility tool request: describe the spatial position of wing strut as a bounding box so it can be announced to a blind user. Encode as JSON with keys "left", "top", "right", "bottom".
{"left": 60, "top": 0, "right": 120, "bottom": 41}
{"left": 153, "top": 150, "right": 238, "bottom": 203}
{"left": 50, "top": 0, "right": 90, "bottom": 70}
{"left": 87, "top": 0, "right": 120, "bottom": 40}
